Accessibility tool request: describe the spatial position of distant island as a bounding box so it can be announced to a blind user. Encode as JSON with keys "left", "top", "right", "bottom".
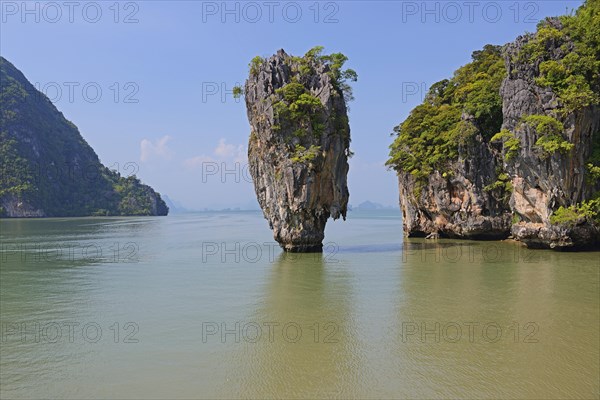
{"left": 162, "top": 195, "right": 188, "bottom": 214}
{"left": 387, "top": 1, "right": 599, "bottom": 250}
{"left": 0, "top": 57, "right": 168, "bottom": 217}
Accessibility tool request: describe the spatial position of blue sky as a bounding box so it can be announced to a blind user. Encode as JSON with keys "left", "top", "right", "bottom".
{"left": 1, "top": 0, "right": 582, "bottom": 209}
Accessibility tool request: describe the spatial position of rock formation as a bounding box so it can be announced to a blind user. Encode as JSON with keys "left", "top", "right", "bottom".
{"left": 500, "top": 18, "right": 600, "bottom": 249}
{"left": 398, "top": 116, "right": 512, "bottom": 240}
{"left": 389, "top": 44, "right": 513, "bottom": 241}
{"left": 243, "top": 48, "right": 354, "bottom": 252}
{"left": 388, "top": 2, "right": 600, "bottom": 250}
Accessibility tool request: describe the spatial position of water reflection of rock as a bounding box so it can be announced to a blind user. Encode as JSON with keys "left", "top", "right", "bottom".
{"left": 225, "top": 252, "right": 363, "bottom": 398}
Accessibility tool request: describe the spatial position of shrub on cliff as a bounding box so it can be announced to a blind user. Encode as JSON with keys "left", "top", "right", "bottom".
{"left": 386, "top": 44, "right": 505, "bottom": 178}
{"left": 516, "top": 0, "right": 599, "bottom": 114}
{"left": 551, "top": 196, "right": 600, "bottom": 226}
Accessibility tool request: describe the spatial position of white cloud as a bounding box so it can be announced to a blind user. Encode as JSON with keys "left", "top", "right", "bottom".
{"left": 140, "top": 135, "right": 173, "bottom": 162}
{"left": 184, "top": 155, "right": 216, "bottom": 168}
{"left": 184, "top": 138, "right": 247, "bottom": 168}
{"left": 214, "top": 138, "right": 236, "bottom": 157}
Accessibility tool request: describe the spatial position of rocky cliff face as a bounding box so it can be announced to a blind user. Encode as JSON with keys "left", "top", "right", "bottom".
{"left": 391, "top": 45, "right": 513, "bottom": 241}
{"left": 501, "top": 20, "right": 600, "bottom": 249}
{"left": 390, "top": 4, "right": 599, "bottom": 250}
{"left": 0, "top": 57, "right": 168, "bottom": 217}
{"left": 398, "top": 117, "right": 512, "bottom": 239}
{"left": 244, "top": 49, "right": 351, "bottom": 252}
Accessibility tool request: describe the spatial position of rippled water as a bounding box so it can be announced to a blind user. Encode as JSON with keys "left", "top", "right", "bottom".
{"left": 1, "top": 211, "right": 598, "bottom": 399}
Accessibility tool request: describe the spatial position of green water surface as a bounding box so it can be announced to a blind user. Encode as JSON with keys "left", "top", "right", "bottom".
{"left": 0, "top": 211, "right": 598, "bottom": 399}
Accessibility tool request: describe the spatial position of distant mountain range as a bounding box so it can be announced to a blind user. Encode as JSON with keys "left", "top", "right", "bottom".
{"left": 162, "top": 195, "right": 188, "bottom": 213}
{"left": 350, "top": 201, "right": 399, "bottom": 211}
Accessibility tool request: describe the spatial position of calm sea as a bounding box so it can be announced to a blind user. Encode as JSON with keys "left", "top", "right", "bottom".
{"left": 0, "top": 210, "right": 598, "bottom": 399}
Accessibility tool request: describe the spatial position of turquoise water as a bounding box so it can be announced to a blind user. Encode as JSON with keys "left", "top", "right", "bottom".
{"left": 0, "top": 210, "right": 598, "bottom": 399}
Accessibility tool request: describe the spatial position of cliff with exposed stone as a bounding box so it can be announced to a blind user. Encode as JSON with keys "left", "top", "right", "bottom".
{"left": 391, "top": 7, "right": 599, "bottom": 250}
{"left": 500, "top": 20, "right": 600, "bottom": 249}
{"left": 243, "top": 49, "right": 352, "bottom": 252}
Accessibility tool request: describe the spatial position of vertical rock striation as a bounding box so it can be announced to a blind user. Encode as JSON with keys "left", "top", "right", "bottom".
{"left": 243, "top": 49, "right": 353, "bottom": 252}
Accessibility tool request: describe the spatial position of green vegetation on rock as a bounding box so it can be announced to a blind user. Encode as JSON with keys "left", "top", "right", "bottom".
{"left": 290, "top": 144, "right": 321, "bottom": 164}
{"left": 517, "top": 1, "right": 599, "bottom": 114}
{"left": 268, "top": 47, "right": 355, "bottom": 160}
{"left": 272, "top": 82, "right": 325, "bottom": 138}
{"left": 551, "top": 195, "right": 600, "bottom": 226}
{"left": 232, "top": 85, "right": 243, "bottom": 98}
{"left": 239, "top": 47, "right": 356, "bottom": 150}
{"left": 291, "top": 46, "right": 358, "bottom": 103}
{"left": 516, "top": 1, "right": 599, "bottom": 226}
{"left": 483, "top": 172, "right": 513, "bottom": 197}
{"left": 386, "top": 44, "right": 505, "bottom": 179}
{"left": 249, "top": 56, "right": 265, "bottom": 76}
{"left": 588, "top": 163, "right": 600, "bottom": 182}
{"left": 521, "top": 114, "right": 574, "bottom": 156}
{"left": 491, "top": 129, "right": 521, "bottom": 161}
{"left": 588, "top": 110, "right": 600, "bottom": 185}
